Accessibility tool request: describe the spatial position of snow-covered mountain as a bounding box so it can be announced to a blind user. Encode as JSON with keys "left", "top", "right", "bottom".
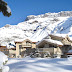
{"left": 1, "top": 11, "right": 72, "bottom": 46}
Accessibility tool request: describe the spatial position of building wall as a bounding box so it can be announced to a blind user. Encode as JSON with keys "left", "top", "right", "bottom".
{"left": 15, "top": 40, "right": 36, "bottom": 58}
{"left": 20, "top": 48, "right": 26, "bottom": 57}
{"left": 9, "top": 50, "right": 16, "bottom": 54}
{"left": 44, "top": 43, "right": 49, "bottom": 48}
{"left": 22, "top": 40, "right": 26, "bottom": 45}
{"left": 32, "top": 43, "right": 36, "bottom": 48}
{"left": 16, "top": 43, "right": 21, "bottom": 58}
{"left": 9, "top": 49, "right": 16, "bottom": 58}
{"left": 0, "top": 46, "right": 9, "bottom": 55}
{"left": 21, "top": 48, "right": 26, "bottom": 52}
{"left": 37, "top": 42, "right": 63, "bottom": 57}
{"left": 54, "top": 47, "right": 62, "bottom": 55}
{"left": 37, "top": 48, "right": 54, "bottom": 58}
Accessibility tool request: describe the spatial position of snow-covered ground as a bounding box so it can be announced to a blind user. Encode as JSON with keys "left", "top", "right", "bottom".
{"left": 6, "top": 58, "right": 72, "bottom": 72}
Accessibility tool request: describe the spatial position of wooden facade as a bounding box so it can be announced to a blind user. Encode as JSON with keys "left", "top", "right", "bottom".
{"left": 15, "top": 39, "right": 36, "bottom": 58}
{"left": 36, "top": 34, "right": 72, "bottom": 58}
{"left": 0, "top": 46, "right": 9, "bottom": 56}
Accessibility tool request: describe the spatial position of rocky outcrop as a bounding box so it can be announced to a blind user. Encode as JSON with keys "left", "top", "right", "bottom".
{"left": 25, "top": 11, "right": 72, "bottom": 21}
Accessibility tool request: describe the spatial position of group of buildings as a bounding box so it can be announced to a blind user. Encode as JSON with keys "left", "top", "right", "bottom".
{"left": 0, "top": 34, "right": 72, "bottom": 58}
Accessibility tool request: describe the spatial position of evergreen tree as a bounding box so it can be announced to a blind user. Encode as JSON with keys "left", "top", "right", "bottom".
{"left": 0, "top": 0, "right": 11, "bottom": 17}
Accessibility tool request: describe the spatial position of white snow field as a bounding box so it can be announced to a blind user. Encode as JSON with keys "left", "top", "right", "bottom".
{"left": 6, "top": 58, "right": 72, "bottom": 72}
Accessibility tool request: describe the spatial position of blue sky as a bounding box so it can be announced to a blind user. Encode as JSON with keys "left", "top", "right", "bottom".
{"left": 0, "top": 0, "right": 72, "bottom": 27}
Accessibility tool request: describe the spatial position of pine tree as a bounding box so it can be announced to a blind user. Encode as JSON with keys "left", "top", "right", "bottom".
{"left": 0, "top": 0, "right": 11, "bottom": 17}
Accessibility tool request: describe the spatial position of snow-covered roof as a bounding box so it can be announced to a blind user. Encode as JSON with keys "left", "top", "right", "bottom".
{"left": 15, "top": 38, "right": 37, "bottom": 43}
{"left": 15, "top": 39, "right": 25, "bottom": 43}
{"left": 0, "top": 43, "right": 7, "bottom": 46}
{"left": 45, "top": 39, "right": 63, "bottom": 45}
{"left": 49, "top": 33, "right": 67, "bottom": 38}
{"left": 36, "top": 39, "right": 63, "bottom": 46}
{"left": 15, "top": 37, "right": 31, "bottom": 42}
{"left": 6, "top": 44, "right": 15, "bottom": 49}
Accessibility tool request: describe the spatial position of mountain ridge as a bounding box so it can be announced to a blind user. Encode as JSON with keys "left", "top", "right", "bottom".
{"left": 0, "top": 11, "right": 72, "bottom": 46}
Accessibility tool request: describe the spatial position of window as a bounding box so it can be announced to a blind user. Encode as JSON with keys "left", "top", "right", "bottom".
{"left": 4, "top": 49, "right": 6, "bottom": 51}
{"left": 49, "top": 44, "right": 56, "bottom": 48}
{"left": 19, "top": 45, "right": 22, "bottom": 55}
{"left": 26, "top": 41, "right": 31, "bottom": 46}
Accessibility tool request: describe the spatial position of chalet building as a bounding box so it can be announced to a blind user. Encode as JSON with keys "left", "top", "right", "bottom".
{"left": 36, "top": 34, "right": 72, "bottom": 58}
{"left": 0, "top": 39, "right": 36, "bottom": 58}
{"left": 0, "top": 46, "right": 9, "bottom": 56}
{"left": 0, "top": 45, "right": 16, "bottom": 58}
{"left": 15, "top": 39, "right": 36, "bottom": 58}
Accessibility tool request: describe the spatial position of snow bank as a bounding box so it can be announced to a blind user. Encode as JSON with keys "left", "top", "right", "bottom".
{"left": 0, "top": 51, "right": 9, "bottom": 72}
{"left": 2, "top": 66, "right": 9, "bottom": 72}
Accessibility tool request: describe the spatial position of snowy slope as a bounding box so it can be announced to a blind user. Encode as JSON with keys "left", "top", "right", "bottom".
{"left": 52, "top": 17, "right": 72, "bottom": 35}
{"left": 0, "top": 11, "right": 72, "bottom": 46}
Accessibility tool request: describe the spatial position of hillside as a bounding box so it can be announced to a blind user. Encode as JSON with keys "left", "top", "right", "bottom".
{"left": 0, "top": 11, "right": 72, "bottom": 46}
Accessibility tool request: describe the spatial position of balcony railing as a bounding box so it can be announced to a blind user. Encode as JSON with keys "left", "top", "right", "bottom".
{"left": 22, "top": 45, "right": 32, "bottom": 48}
{"left": 36, "top": 48, "right": 54, "bottom": 52}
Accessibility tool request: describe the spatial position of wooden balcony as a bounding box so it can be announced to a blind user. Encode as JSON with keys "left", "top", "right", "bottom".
{"left": 37, "top": 48, "right": 54, "bottom": 53}
{"left": 22, "top": 45, "right": 32, "bottom": 48}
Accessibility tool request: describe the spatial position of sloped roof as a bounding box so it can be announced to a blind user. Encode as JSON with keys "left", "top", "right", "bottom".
{"left": 49, "top": 34, "right": 67, "bottom": 40}
{"left": 36, "top": 39, "right": 63, "bottom": 46}
{"left": 15, "top": 38, "right": 37, "bottom": 43}
{"left": 45, "top": 39, "right": 63, "bottom": 45}
{"left": 50, "top": 34, "right": 67, "bottom": 38}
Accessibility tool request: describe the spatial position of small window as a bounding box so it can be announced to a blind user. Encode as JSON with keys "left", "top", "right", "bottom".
{"left": 19, "top": 45, "right": 22, "bottom": 49}
{"left": 4, "top": 49, "right": 6, "bottom": 51}
{"left": 26, "top": 41, "right": 31, "bottom": 46}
